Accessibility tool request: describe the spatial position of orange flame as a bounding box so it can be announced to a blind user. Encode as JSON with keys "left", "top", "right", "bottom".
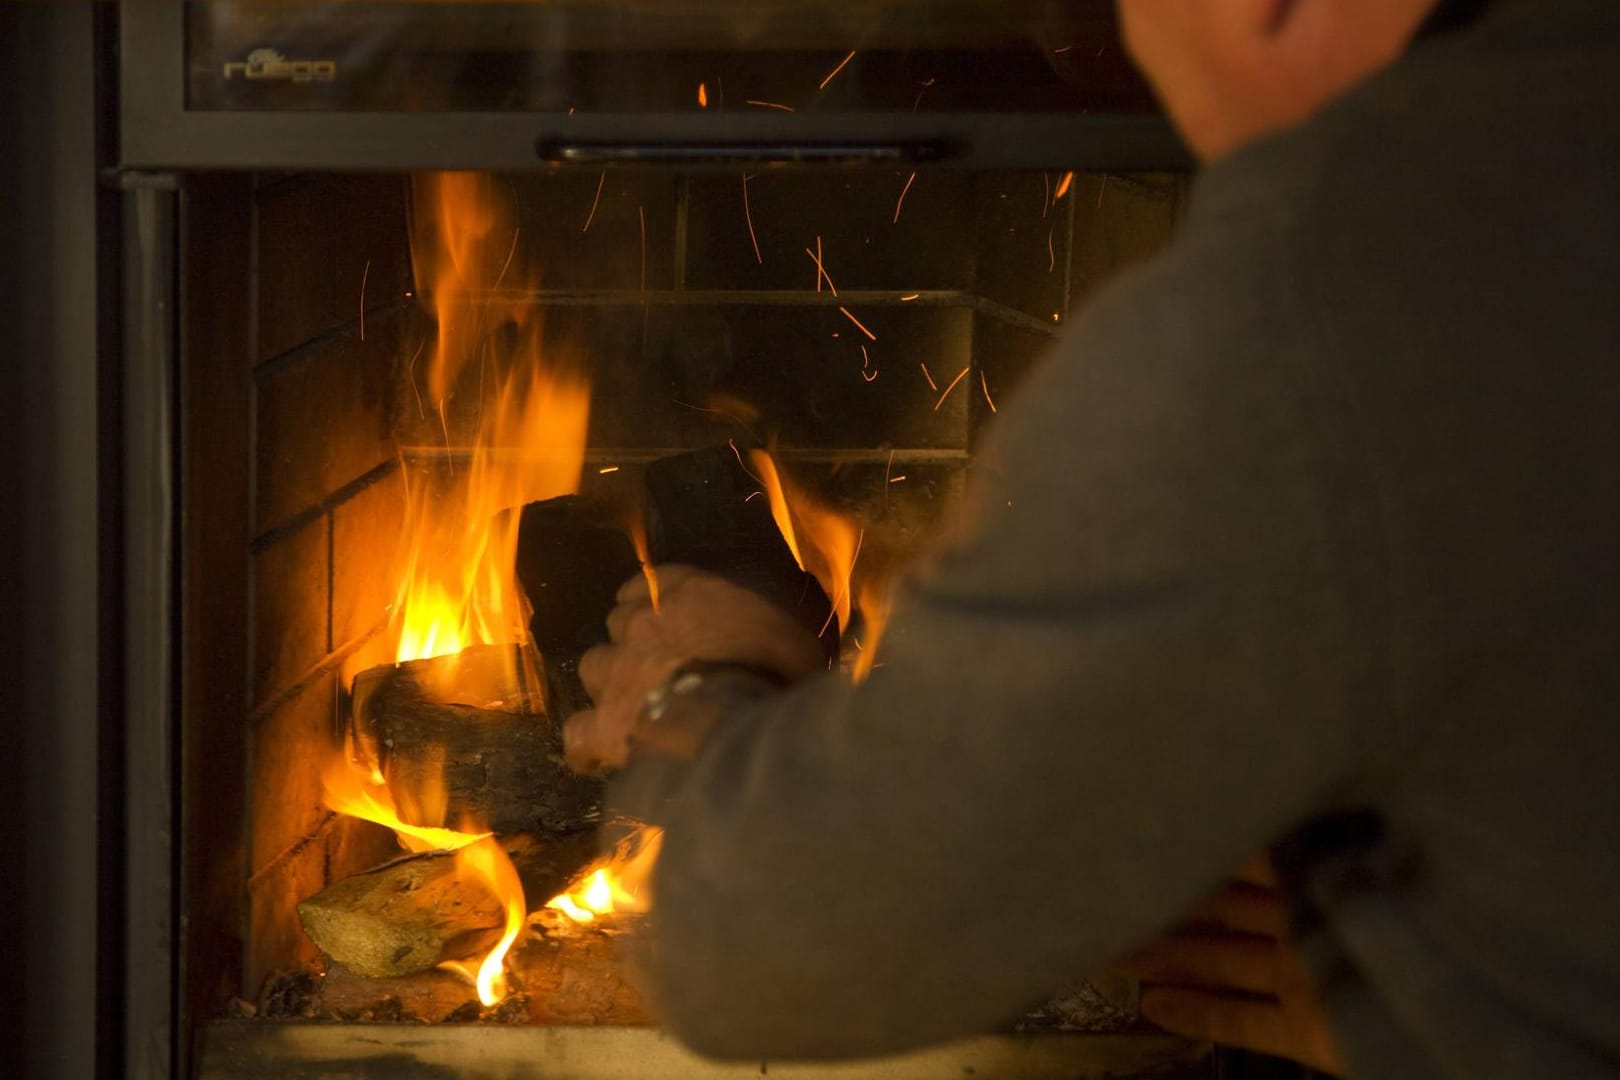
{"left": 322, "top": 754, "right": 526, "bottom": 1006}
{"left": 448, "top": 837, "right": 526, "bottom": 1005}
{"left": 747, "top": 449, "right": 804, "bottom": 570}
{"left": 321, "top": 754, "right": 484, "bottom": 854}
{"left": 626, "top": 510, "right": 660, "bottom": 614}
{"left": 392, "top": 172, "right": 591, "bottom": 666}
{"left": 745, "top": 450, "right": 861, "bottom": 638}
{"left": 851, "top": 579, "right": 893, "bottom": 684}
{"left": 545, "top": 827, "right": 665, "bottom": 924}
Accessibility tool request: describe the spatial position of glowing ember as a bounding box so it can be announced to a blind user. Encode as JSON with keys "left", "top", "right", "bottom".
{"left": 1054, "top": 171, "right": 1075, "bottom": 200}
{"left": 545, "top": 828, "right": 665, "bottom": 924}
{"left": 697, "top": 82, "right": 709, "bottom": 108}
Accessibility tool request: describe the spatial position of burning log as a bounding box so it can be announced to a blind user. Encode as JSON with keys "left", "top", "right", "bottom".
{"left": 350, "top": 447, "right": 836, "bottom": 845}
{"left": 297, "top": 831, "right": 600, "bottom": 979}
{"left": 353, "top": 644, "right": 601, "bottom": 836}
{"left": 513, "top": 494, "right": 644, "bottom": 721}
{"left": 644, "top": 445, "right": 839, "bottom": 665}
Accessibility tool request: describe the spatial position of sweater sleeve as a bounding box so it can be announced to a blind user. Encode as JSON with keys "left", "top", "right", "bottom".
{"left": 608, "top": 197, "right": 1382, "bottom": 1061}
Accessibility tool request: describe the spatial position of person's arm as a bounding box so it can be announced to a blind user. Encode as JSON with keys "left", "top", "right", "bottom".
{"left": 586, "top": 209, "right": 1385, "bottom": 1061}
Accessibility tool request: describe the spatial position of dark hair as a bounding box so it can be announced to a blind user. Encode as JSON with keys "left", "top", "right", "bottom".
{"left": 1418, "top": 0, "right": 1494, "bottom": 38}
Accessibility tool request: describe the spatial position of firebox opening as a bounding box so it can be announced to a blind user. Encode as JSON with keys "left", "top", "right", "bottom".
{"left": 183, "top": 163, "right": 1186, "bottom": 1065}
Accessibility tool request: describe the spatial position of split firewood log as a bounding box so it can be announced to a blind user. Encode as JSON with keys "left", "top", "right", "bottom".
{"left": 297, "top": 831, "right": 601, "bottom": 979}
{"left": 513, "top": 493, "right": 644, "bottom": 722}
{"left": 644, "top": 445, "right": 839, "bottom": 665}
{"left": 352, "top": 643, "right": 601, "bottom": 836}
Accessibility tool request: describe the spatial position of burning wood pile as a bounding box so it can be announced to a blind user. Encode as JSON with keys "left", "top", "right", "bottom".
{"left": 297, "top": 442, "right": 842, "bottom": 1021}
{"left": 274, "top": 173, "right": 895, "bottom": 1024}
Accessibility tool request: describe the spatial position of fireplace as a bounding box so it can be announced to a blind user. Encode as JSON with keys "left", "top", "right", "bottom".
{"left": 16, "top": 4, "right": 1230, "bottom": 1077}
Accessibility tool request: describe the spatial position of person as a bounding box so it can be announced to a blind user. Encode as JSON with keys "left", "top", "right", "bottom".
{"left": 563, "top": 0, "right": 1620, "bottom": 1075}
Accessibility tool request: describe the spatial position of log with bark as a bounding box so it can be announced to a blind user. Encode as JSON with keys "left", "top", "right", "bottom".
{"left": 353, "top": 643, "right": 602, "bottom": 836}
{"left": 345, "top": 446, "right": 835, "bottom": 853}
{"left": 513, "top": 493, "right": 643, "bottom": 722}
{"left": 644, "top": 445, "right": 839, "bottom": 665}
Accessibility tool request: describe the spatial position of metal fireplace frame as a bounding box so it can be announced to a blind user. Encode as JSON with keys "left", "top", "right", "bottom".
{"left": 118, "top": 3, "right": 1189, "bottom": 174}
{"left": 12, "top": 4, "right": 1220, "bottom": 1078}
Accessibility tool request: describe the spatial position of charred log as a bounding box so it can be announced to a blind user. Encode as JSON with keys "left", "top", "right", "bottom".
{"left": 353, "top": 644, "right": 601, "bottom": 836}
{"left": 513, "top": 494, "right": 643, "bottom": 721}
{"left": 644, "top": 445, "right": 838, "bottom": 665}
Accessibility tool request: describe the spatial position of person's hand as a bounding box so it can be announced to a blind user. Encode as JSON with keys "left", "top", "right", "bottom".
{"left": 562, "top": 565, "right": 827, "bottom": 775}
{"left": 1114, "top": 858, "right": 1347, "bottom": 1075}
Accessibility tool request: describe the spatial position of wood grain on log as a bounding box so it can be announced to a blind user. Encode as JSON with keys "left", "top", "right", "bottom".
{"left": 353, "top": 644, "right": 602, "bottom": 836}
{"left": 297, "top": 847, "right": 502, "bottom": 979}
{"left": 298, "top": 831, "right": 602, "bottom": 979}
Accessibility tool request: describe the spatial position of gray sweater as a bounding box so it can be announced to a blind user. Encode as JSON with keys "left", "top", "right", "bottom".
{"left": 612, "top": 1, "right": 1620, "bottom": 1074}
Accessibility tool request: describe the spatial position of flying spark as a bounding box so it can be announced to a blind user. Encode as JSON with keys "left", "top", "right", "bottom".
{"left": 1054, "top": 171, "right": 1074, "bottom": 200}
{"left": 838, "top": 306, "right": 877, "bottom": 341}
{"left": 919, "top": 362, "right": 938, "bottom": 391}
{"left": 819, "top": 50, "right": 857, "bottom": 90}
{"left": 805, "top": 239, "right": 838, "bottom": 295}
{"left": 934, "top": 366, "right": 970, "bottom": 411}
{"left": 359, "top": 259, "right": 370, "bottom": 341}
{"left": 582, "top": 171, "right": 605, "bottom": 233}
{"left": 893, "top": 171, "right": 917, "bottom": 225}
{"left": 746, "top": 100, "right": 795, "bottom": 112}
{"left": 742, "top": 175, "right": 763, "bottom": 265}
{"left": 980, "top": 370, "right": 998, "bottom": 413}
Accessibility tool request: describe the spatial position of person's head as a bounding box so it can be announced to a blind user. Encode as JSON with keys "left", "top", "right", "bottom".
{"left": 1118, "top": 0, "right": 1446, "bottom": 160}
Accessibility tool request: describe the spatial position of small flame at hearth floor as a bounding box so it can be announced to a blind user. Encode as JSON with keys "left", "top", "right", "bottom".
{"left": 544, "top": 826, "right": 665, "bottom": 924}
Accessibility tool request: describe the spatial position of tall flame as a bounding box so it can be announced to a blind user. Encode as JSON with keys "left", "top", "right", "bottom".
{"left": 323, "top": 172, "right": 598, "bottom": 1007}
{"left": 392, "top": 172, "right": 590, "bottom": 667}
